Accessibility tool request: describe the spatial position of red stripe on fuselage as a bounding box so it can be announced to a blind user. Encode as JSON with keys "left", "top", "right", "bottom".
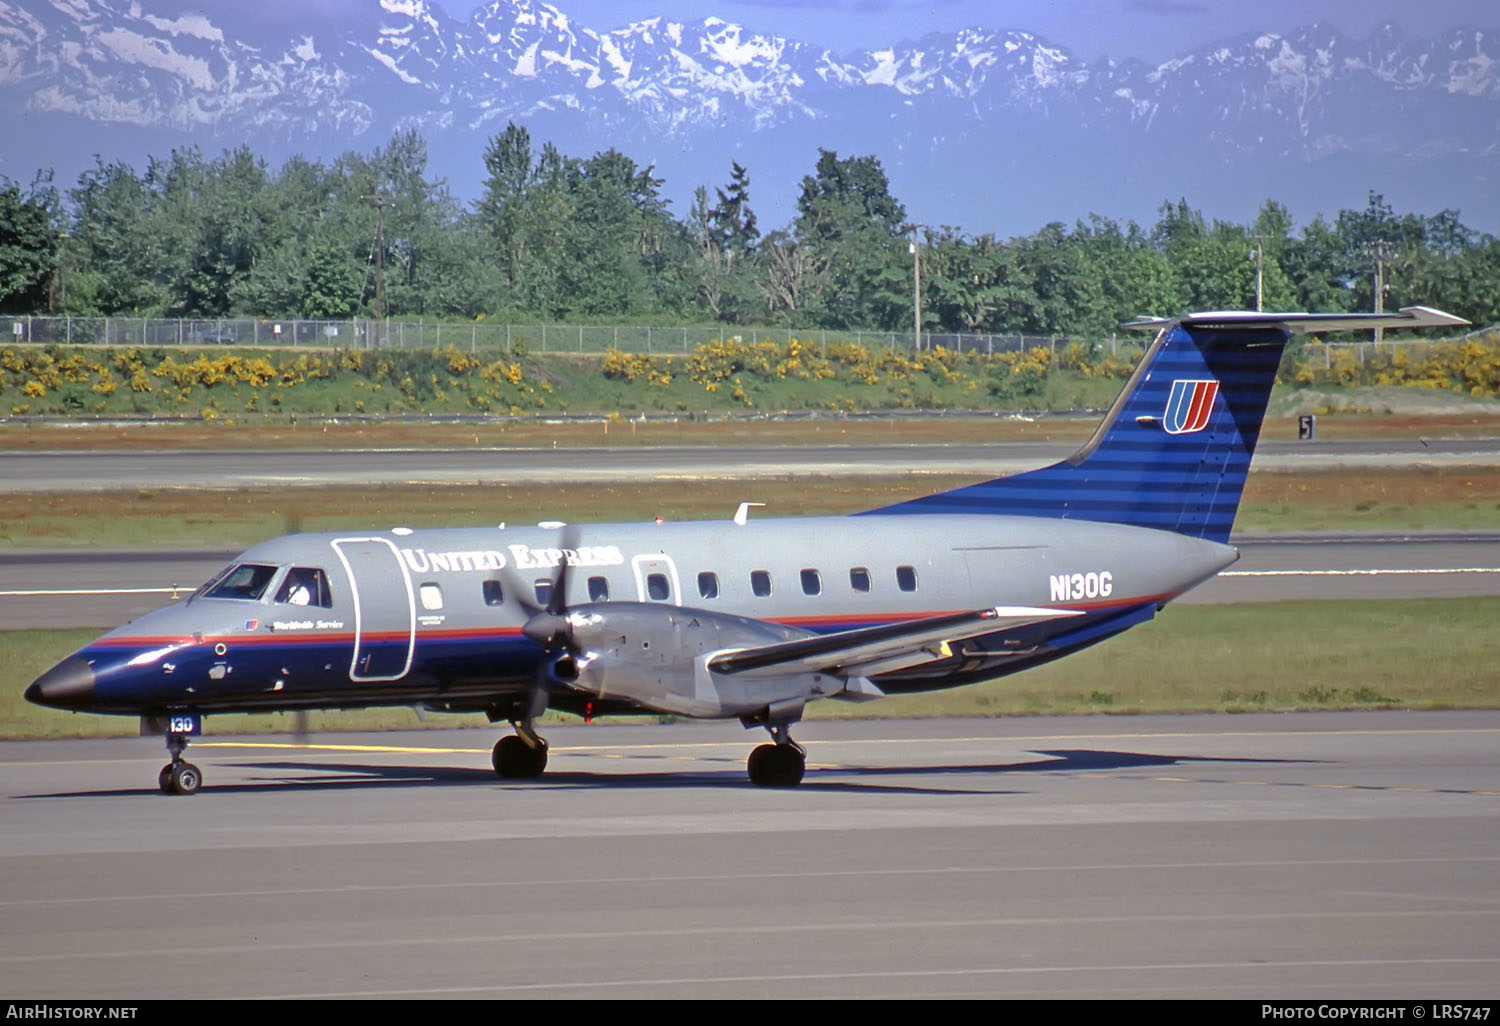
{"left": 91, "top": 594, "right": 1172, "bottom": 653}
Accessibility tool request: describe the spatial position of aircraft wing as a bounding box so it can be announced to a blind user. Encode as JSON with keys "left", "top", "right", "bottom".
{"left": 706, "top": 605, "right": 1080, "bottom": 680}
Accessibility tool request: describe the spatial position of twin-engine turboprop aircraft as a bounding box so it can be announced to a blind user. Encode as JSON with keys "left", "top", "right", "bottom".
{"left": 26, "top": 307, "right": 1466, "bottom": 793}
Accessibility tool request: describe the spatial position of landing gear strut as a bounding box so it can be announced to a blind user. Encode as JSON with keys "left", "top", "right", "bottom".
{"left": 747, "top": 723, "right": 805, "bottom": 787}
{"left": 492, "top": 720, "right": 548, "bottom": 779}
{"left": 159, "top": 734, "right": 202, "bottom": 796}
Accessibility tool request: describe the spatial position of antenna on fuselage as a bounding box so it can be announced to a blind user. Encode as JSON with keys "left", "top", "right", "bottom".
{"left": 733, "top": 502, "right": 766, "bottom": 526}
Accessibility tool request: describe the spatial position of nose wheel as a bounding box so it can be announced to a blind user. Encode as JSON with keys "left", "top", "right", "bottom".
{"left": 159, "top": 733, "right": 202, "bottom": 796}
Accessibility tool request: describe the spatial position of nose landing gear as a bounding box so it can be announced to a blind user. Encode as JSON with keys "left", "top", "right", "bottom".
{"left": 159, "top": 733, "right": 202, "bottom": 796}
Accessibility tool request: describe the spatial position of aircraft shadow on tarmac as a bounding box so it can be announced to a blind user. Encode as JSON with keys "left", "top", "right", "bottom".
{"left": 15, "top": 747, "right": 1317, "bottom": 799}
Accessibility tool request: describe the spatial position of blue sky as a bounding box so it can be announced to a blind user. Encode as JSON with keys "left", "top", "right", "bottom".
{"left": 463, "top": 0, "right": 1496, "bottom": 60}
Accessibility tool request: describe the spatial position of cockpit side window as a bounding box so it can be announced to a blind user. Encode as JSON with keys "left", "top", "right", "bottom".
{"left": 203, "top": 563, "right": 279, "bottom": 601}
{"left": 275, "top": 567, "right": 333, "bottom": 608}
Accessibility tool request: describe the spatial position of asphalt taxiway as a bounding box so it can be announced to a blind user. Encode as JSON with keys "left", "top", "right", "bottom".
{"left": 2, "top": 712, "right": 1496, "bottom": 999}
{"left": 3, "top": 436, "right": 1499, "bottom": 491}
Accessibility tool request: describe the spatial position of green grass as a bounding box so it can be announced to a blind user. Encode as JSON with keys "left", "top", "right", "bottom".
{"left": 0, "top": 474, "right": 981, "bottom": 550}
{"left": 8, "top": 462, "right": 1500, "bottom": 550}
{"left": 812, "top": 597, "right": 1500, "bottom": 719}
{"left": 5, "top": 597, "right": 1496, "bottom": 739}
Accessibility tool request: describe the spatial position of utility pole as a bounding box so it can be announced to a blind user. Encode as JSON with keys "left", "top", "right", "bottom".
{"left": 908, "top": 224, "right": 924, "bottom": 351}
{"left": 1249, "top": 236, "right": 1268, "bottom": 312}
{"left": 1364, "top": 240, "right": 1394, "bottom": 344}
{"left": 48, "top": 232, "right": 69, "bottom": 313}
{"left": 364, "top": 194, "right": 389, "bottom": 323}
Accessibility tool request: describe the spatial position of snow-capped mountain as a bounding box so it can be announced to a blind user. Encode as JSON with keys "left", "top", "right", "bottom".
{"left": 1, "top": 0, "right": 1496, "bottom": 234}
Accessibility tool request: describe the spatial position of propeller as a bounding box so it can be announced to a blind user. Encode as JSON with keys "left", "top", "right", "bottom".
{"left": 502, "top": 523, "right": 584, "bottom": 714}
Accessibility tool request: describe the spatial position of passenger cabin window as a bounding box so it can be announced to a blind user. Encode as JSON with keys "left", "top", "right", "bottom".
{"left": 801, "top": 569, "right": 821, "bottom": 596}
{"left": 751, "top": 570, "right": 773, "bottom": 598}
{"left": 588, "top": 576, "right": 610, "bottom": 602}
{"left": 482, "top": 579, "right": 504, "bottom": 606}
{"left": 645, "top": 573, "right": 671, "bottom": 602}
{"left": 203, "top": 563, "right": 278, "bottom": 601}
{"left": 419, "top": 582, "right": 444, "bottom": 611}
{"left": 850, "top": 567, "right": 871, "bottom": 593}
{"left": 534, "top": 579, "right": 554, "bottom": 607}
{"left": 275, "top": 567, "right": 332, "bottom": 608}
{"left": 697, "top": 572, "right": 719, "bottom": 599}
{"left": 896, "top": 565, "right": 918, "bottom": 592}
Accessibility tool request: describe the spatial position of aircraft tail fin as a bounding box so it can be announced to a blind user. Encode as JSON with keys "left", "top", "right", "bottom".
{"left": 862, "top": 307, "right": 1467, "bottom": 543}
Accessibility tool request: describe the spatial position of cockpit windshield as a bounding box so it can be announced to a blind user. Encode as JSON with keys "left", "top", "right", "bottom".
{"left": 275, "top": 567, "right": 333, "bottom": 608}
{"left": 200, "top": 563, "right": 279, "bottom": 601}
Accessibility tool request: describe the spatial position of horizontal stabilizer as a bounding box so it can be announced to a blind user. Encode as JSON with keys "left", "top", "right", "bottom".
{"left": 707, "top": 605, "right": 1079, "bottom": 678}
{"left": 1123, "top": 306, "right": 1469, "bottom": 334}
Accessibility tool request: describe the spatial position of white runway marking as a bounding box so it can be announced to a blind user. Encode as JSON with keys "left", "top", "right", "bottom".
{"left": 0, "top": 588, "right": 178, "bottom": 596}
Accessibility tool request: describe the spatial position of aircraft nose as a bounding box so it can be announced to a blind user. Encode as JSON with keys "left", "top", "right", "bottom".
{"left": 26, "top": 657, "right": 96, "bottom": 711}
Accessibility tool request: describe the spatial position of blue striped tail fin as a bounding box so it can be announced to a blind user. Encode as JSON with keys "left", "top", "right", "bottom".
{"left": 862, "top": 307, "right": 1467, "bottom": 541}
{"left": 861, "top": 321, "right": 1286, "bottom": 542}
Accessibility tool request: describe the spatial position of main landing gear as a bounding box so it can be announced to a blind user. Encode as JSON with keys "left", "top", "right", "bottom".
{"left": 492, "top": 720, "right": 548, "bottom": 779}
{"left": 747, "top": 723, "right": 805, "bottom": 787}
{"left": 159, "top": 734, "right": 202, "bottom": 796}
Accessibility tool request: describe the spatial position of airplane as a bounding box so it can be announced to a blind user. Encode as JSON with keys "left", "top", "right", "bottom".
{"left": 25, "top": 306, "right": 1467, "bottom": 795}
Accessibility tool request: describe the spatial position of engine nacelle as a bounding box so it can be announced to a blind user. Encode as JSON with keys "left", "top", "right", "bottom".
{"left": 548, "top": 603, "right": 845, "bottom": 718}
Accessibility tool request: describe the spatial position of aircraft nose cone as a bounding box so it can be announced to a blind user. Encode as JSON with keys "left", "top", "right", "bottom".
{"left": 26, "top": 657, "right": 96, "bottom": 711}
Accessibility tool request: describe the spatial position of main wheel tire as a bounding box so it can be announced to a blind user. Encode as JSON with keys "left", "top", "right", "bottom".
{"left": 769, "top": 745, "right": 805, "bottom": 787}
{"left": 748, "top": 743, "right": 803, "bottom": 787}
{"left": 168, "top": 761, "right": 202, "bottom": 796}
{"left": 158, "top": 765, "right": 174, "bottom": 794}
{"left": 493, "top": 735, "right": 548, "bottom": 779}
{"left": 747, "top": 743, "right": 776, "bottom": 785}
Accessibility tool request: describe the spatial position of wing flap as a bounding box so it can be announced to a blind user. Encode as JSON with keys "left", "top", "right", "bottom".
{"left": 706, "top": 605, "right": 1080, "bottom": 679}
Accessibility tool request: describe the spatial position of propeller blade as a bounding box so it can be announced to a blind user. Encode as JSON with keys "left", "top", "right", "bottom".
{"left": 548, "top": 523, "right": 582, "bottom": 616}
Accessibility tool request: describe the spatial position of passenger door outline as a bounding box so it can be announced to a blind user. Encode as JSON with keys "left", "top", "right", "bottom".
{"left": 331, "top": 537, "right": 416, "bottom": 681}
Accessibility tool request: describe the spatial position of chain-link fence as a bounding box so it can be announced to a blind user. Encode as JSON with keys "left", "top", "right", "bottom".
{"left": 5, "top": 315, "right": 1139, "bottom": 358}
{"left": 16, "top": 315, "right": 1479, "bottom": 361}
{"left": 1300, "top": 336, "right": 1496, "bottom": 368}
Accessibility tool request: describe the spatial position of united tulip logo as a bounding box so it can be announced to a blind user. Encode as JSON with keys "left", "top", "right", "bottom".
{"left": 1163, "top": 379, "right": 1219, "bottom": 434}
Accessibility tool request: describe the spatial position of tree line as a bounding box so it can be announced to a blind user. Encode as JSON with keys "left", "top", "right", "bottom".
{"left": 1, "top": 125, "right": 1497, "bottom": 334}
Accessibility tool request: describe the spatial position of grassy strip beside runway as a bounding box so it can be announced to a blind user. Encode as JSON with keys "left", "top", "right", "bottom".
{"left": 6, "top": 466, "right": 1500, "bottom": 549}
{"left": 3, "top": 596, "right": 1496, "bottom": 739}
